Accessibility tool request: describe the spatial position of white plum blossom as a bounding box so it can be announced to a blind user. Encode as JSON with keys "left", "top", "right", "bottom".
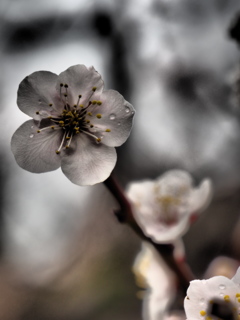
{"left": 11, "top": 65, "right": 135, "bottom": 186}
{"left": 184, "top": 267, "right": 240, "bottom": 320}
{"left": 132, "top": 242, "right": 177, "bottom": 320}
{"left": 127, "top": 170, "right": 213, "bottom": 243}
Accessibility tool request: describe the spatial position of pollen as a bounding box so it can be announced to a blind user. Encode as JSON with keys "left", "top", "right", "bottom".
{"left": 200, "top": 311, "right": 206, "bottom": 316}
{"left": 92, "top": 100, "right": 97, "bottom": 105}
{"left": 224, "top": 295, "right": 230, "bottom": 302}
{"left": 96, "top": 114, "right": 102, "bottom": 119}
{"left": 80, "top": 104, "right": 84, "bottom": 108}
{"left": 92, "top": 86, "right": 97, "bottom": 91}
{"left": 97, "top": 101, "right": 102, "bottom": 105}
{"left": 105, "top": 129, "right": 111, "bottom": 132}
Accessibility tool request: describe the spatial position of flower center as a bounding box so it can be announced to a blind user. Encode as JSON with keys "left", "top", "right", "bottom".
{"left": 155, "top": 195, "right": 181, "bottom": 225}
{"left": 35, "top": 83, "right": 108, "bottom": 154}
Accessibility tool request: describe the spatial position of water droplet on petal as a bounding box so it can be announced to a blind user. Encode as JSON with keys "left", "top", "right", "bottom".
{"left": 109, "top": 114, "right": 116, "bottom": 120}
{"left": 125, "top": 107, "right": 130, "bottom": 113}
{"left": 219, "top": 284, "right": 226, "bottom": 290}
{"left": 29, "top": 134, "right": 34, "bottom": 138}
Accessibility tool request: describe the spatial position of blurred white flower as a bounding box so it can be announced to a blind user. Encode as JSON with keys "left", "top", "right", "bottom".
{"left": 132, "top": 242, "right": 177, "bottom": 320}
{"left": 11, "top": 64, "right": 135, "bottom": 186}
{"left": 127, "top": 170, "right": 212, "bottom": 243}
{"left": 184, "top": 267, "right": 240, "bottom": 320}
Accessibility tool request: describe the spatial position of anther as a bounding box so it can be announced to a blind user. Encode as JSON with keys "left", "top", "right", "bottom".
{"left": 56, "top": 150, "right": 60, "bottom": 154}
{"left": 200, "top": 311, "right": 206, "bottom": 316}
{"left": 78, "top": 95, "right": 82, "bottom": 98}
{"left": 96, "top": 114, "right": 102, "bottom": 119}
{"left": 36, "top": 111, "right": 40, "bottom": 115}
{"left": 64, "top": 84, "right": 68, "bottom": 88}
{"left": 96, "top": 138, "right": 101, "bottom": 142}
{"left": 87, "top": 112, "right": 92, "bottom": 116}
{"left": 105, "top": 129, "right": 111, "bottom": 132}
{"left": 97, "top": 101, "right": 102, "bottom": 105}
{"left": 92, "top": 100, "right": 97, "bottom": 105}
{"left": 49, "top": 103, "right": 53, "bottom": 106}
{"left": 92, "top": 86, "right": 97, "bottom": 92}
{"left": 37, "top": 130, "right": 40, "bottom": 133}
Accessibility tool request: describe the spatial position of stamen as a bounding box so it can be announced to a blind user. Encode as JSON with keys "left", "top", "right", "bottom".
{"left": 56, "top": 131, "right": 66, "bottom": 154}
{"left": 96, "top": 114, "right": 102, "bottom": 119}
{"left": 36, "top": 125, "right": 61, "bottom": 133}
{"left": 66, "top": 133, "right": 73, "bottom": 149}
{"left": 80, "top": 129, "right": 101, "bottom": 142}
{"left": 105, "top": 129, "right": 111, "bottom": 132}
{"left": 97, "top": 101, "right": 102, "bottom": 105}
{"left": 92, "top": 86, "right": 97, "bottom": 92}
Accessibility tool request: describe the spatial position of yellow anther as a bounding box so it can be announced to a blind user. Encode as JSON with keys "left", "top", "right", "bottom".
{"left": 78, "top": 94, "right": 82, "bottom": 98}
{"left": 36, "top": 111, "right": 39, "bottom": 114}
{"left": 51, "top": 126, "right": 55, "bottom": 129}
{"left": 74, "top": 127, "right": 79, "bottom": 131}
{"left": 86, "top": 120, "right": 90, "bottom": 123}
{"left": 96, "top": 138, "right": 101, "bottom": 142}
{"left": 236, "top": 293, "right": 240, "bottom": 298}
{"left": 206, "top": 317, "right": 212, "bottom": 320}
{"left": 56, "top": 150, "right": 60, "bottom": 154}
{"left": 92, "top": 100, "right": 97, "bottom": 105}
{"left": 87, "top": 112, "right": 92, "bottom": 116}
{"left": 238, "top": 298, "right": 240, "bottom": 303}
{"left": 66, "top": 137, "right": 70, "bottom": 140}
{"left": 80, "top": 104, "right": 84, "bottom": 108}
{"left": 90, "top": 125, "right": 94, "bottom": 128}
{"left": 224, "top": 295, "right": 230, "bottom": 302}
{"left": 73, "top": 104, "right": 77, "bottom": 108}
{"left": 37, "top": 130, "right": 40, "bottom": 133}
{"left": 200, "top": 311, "right": 206, "bottom": 316}
{"left": 105, "top": 129, "right": 111, "bottom": 132}
{"left": 97, "top": 101, "right": 102, "bottom": 105}
{"left": 65, "top": 145, "right": 69, "bottom": 149}
{"left": 76, "top": 131, "right": 80, "bottom": 134}
{"left": 96, "top": 114, "right": 102, "bottom": 119}
{"left": 92, "top": 86, "right": 97, "bottom": 91}
{"left": 48, "top": 103, "right": 53, "bottom": 106}
{"left": 59, "top": 121, "right": 64, "bottom": 124}
{"left": 47, "top": 116, "right": 52, "bottom": 119}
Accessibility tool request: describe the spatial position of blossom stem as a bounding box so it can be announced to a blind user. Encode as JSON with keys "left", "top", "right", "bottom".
{"left": 104, "top": 173, "right": 195, "bottom": 292}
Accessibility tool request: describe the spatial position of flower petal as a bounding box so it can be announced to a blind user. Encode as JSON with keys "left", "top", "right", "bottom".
{"left": 60, "top": 134, "right": 117, "bottom": 186}
{"left": 88, "top": 90, "right": 135, "bottom": 147}
{"left": 188, "top": 179, "right": 213, "bottom": 214}
{"left": 11, "top": 120, "right": 62, "bottom": 173}
{"left": 17, "top": 71, "right": 61, "bottom": 120}
{"left": 56, "top": 65, "right": 104, "bottom": 107}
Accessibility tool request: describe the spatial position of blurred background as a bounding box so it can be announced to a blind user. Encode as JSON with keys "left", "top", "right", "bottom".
{"left": 1, "top": 0, "right": 240, "bottom": 319}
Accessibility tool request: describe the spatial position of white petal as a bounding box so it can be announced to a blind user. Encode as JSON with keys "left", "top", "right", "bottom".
{"left": 17, "top": 71, "right": 61, "bottom": 119}
{"left": 184, "top": 276, "right": 239, "bottom": 320}
{"left": 11, "top": 120, "right": 62, "bottom": 173}
{"left": 60, "top": 134, "right": 117, "bottom": 186}
{"left": 87, "top": 90, "right": 135, "bottom": 147}
{"left": 188, "top": 179, "right": 213, "bottom": 214}
{"left": 56, "top": 65, "right": 104, "bottom": 107}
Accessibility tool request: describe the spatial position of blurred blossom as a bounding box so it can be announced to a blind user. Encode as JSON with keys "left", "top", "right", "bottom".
{"left": 132, "top": 242, "right": 176, "bottom": 320}
{"left": 204, "top": 256, "right": 239, "bottom": 279}
{"left": 11, "top": 64, "right": 135, "bottom": 186}
{"left": 184, "top": 267, "right": 240, "bottom": 320}
{"left": 127, "top": 170, "right": 213, "bottom": 243}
